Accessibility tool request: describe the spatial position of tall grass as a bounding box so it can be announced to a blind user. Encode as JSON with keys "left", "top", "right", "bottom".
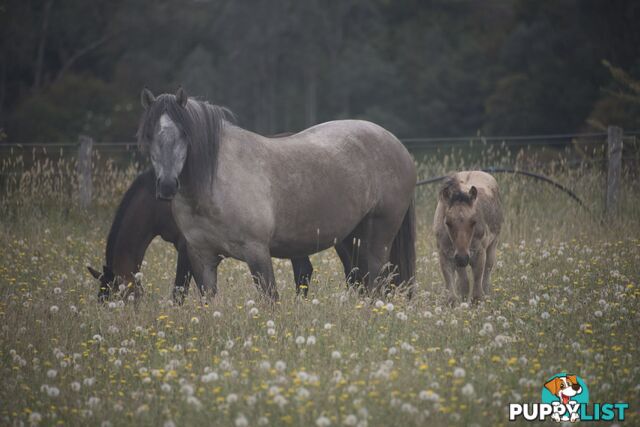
{"left": 0, "top": 146, "right": 638, "bottom": 426}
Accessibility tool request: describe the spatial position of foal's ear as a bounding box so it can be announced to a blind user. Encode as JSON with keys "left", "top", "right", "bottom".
{"left": 440, "top": 187, "right": 451, "bottom": 203}
{"left": 141, "top": 87, "right": 156, "bottom": 109}
{"left": 469, "top": 186, "right": 478, "bottom": 201}
{"left": 87, "top": 265, "right": 102, "bottom": 280}
{"left": 175, "top": 86, "right": 188, "bottom": 108}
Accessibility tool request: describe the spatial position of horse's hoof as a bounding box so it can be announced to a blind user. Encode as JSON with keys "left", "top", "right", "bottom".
{"left": 172, "top": 287, "right": 186, "bottom": 305}
{"left": 446, "top": 295, "right": 458, "bottom": 307}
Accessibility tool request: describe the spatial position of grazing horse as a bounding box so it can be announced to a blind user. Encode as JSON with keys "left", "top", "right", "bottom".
{"left": 87, "top": 170, "right": 192, "bottom": 303}
{"left": 434, "top": 171, "right": 503, "bottom": 304}
{"left": 137, "top": 87, "right": 417, "bottom": 300}
{"left": 87, "top": 170, "right": 345, "bottom": 302}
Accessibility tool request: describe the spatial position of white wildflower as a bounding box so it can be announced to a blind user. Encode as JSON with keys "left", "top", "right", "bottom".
{"left": 461, "top": 383, "right": 475, "bottom": 397}
{"left": 316, "top": 416, "right": 331, "bottom": 427}
{"left": 235, "top": 414, "right": 249, "bottom": 427}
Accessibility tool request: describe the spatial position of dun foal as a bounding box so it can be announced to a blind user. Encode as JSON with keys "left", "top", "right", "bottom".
{"left": 434, "top": 171, "right": 503, "bottom": 303}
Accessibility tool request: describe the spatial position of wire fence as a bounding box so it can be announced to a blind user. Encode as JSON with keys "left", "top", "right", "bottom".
{"left": 0, "top": 129, "right": 638, "bottom": 177}
{"left": 0, "top": 129, "right": 638, "bottom": 149}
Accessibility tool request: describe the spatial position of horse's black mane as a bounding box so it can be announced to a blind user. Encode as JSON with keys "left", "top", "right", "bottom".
{"left": 441, "top": 177, "right": 474, "bottom": 204}
{"left": 137, "top": 94, "right": 234, "bottom": 194}
{"left": 105, "top": 170, "right": 154, "bottom": 270}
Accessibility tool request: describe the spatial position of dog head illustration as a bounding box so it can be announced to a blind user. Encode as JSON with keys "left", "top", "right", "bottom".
{"left": 544, "top": 375, "right": 582, "bottom": 405}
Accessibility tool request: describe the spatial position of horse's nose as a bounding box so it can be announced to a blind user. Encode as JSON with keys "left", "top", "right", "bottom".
{"left": 454, "top": 253, "right": 469, "bottom": 267}
{"left": 156, "top": 177, "right": 179, "bottom": 200}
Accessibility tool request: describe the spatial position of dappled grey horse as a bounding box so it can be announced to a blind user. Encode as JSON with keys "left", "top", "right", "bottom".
{"left": 137, "top": 88, "right": 417, "bottom": 300}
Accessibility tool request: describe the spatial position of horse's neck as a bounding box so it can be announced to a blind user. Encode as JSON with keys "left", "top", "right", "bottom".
{"left": 107, "top": 188, "right": 158, "bottom": 277}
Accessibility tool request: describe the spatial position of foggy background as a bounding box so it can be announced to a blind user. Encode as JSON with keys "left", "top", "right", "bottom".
{"left": 1, "top": 0, "right": 639, "bottom": 143}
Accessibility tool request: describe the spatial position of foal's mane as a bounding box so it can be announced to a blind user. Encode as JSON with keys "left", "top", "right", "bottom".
{"left": 441, "top": 177, "right": 474, "bottom": 205}
{"left": 105, "top": 171, "right": 154, "bottom": 270}
{"left": 137, "top": 94, "right": 234, "bottom": 194}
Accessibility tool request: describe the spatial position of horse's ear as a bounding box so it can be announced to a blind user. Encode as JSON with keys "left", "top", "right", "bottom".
{"left": 469, "top": 186, "right": 477, "bottom": 202}
{"left": 141, "top": 88, "right": 155, "bottom": 109}
{"left": 176, "top": 86, "right": 188, "bottom": 108}
{"left": 440, "top": 187, "right": 451, "bottom": 203}
{"left": 87, "top": 266, "right": 102, "bottom": 280}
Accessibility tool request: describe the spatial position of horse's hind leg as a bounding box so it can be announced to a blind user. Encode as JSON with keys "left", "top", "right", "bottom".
{"left": 482, "top": 240, "right": 498, "bottom": 295}
{"left": 336, "top": 239, "right": 360, "bottom": 288}
{"left": 291, "top": 257, "right": 313, "bottom": 297}
{"left": 360, "top": 216, "right": 397, "bottom": 295}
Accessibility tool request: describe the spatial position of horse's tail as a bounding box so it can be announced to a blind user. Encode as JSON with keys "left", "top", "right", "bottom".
{"left": 390, "top": 198, "right": 416, "bottom": 296}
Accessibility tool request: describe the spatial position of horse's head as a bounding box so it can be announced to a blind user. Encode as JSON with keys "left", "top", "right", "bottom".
{"left": 87, "top": 265, "right": 116, "bottom": 302}
{"left": 440, "top": 184, "right": 479, "bottom": 268}
{"left": 139, "top": 87, "right": 190, "bottom": 201}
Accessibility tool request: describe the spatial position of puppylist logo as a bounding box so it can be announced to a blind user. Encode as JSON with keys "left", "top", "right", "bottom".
{"left": 509, "top": 372, "right": 629, "bottom": 423}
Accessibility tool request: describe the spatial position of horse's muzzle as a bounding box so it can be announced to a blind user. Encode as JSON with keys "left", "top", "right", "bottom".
{"left": 454, "top": 253, "right": 470, "bottom": 268}
{"left": 156, "top": 177, "right": 179, "bottom": 200}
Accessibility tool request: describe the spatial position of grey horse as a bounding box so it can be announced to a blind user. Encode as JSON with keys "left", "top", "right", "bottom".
{"left": 137, "top": 87, "right": 417, "bottom": 301}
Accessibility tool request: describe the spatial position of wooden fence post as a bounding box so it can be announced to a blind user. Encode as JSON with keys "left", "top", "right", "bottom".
{"left": 606, "top": 126, "right": 623, "bottom": 217}
{"left": 77, "top": 135, "right": 93, "bottom": 209}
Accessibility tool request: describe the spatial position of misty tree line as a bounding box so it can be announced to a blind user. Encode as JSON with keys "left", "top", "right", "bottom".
{"left": 1, "top": 0, "right": 639, "bottom": 143}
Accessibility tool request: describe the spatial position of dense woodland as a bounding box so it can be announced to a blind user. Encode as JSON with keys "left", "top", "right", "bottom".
{"left": 1, "top": 0, "right": 639, "bottom": 143}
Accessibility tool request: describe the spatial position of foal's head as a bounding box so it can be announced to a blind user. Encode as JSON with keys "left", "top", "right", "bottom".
{"left": 87, "top": 265, "right": 116, "bottom": 302}
{"left": 138, "top": 87, "right": 190, "bottom": 200}
{"left": 440, "top": 180, "right": 479, "bottom": 268}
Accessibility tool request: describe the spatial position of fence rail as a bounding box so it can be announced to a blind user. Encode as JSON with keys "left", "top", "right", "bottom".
{"left": 0, "top": 127, "right": 637, "bottom": 219}
{"left": 1, "top": 129, "right": 638, "bottom": 150}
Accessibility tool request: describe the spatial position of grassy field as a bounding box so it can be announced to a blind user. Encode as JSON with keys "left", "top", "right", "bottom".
{"left": 1, "top": 147, "right": 639, "bottom": 426}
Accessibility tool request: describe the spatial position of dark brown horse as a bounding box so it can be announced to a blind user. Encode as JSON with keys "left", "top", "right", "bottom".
{"left": 87, "top": 170, "right": 193, "bottom": 303}
{"left": 88, "top": 170, "right": 347, "bottom": 303}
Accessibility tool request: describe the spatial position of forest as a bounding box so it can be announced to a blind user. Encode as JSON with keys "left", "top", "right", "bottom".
{"left": 1, "top": 0, "right": 639, "bottom": 142}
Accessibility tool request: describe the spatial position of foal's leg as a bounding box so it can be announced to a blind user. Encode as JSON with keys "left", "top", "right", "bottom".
{"left": 470, "top": 249, "right": 487, "bottom": 303}
{"left": 438, "top": 254, "right": 457, "bottom": 304}
{"left": 291, "top": 257, "right": 313, "bottom": 297}
{"left": 456, "top": 266, "right": 470, "bottom": 300}
{"left": 246, "top": 248, "right": 279, "bottom": 302}
{"left": 482, "top": 240, "right": 498, "bottom": 295}
{"left": 172, "top": 242, "right": 193, "bottom": 305}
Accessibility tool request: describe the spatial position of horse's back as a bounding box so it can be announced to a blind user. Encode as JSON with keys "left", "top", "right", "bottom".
{"left": 272, "top": 119, "right": 415, "bottom": 187}
{"left": 218, "top": 119, "right": 416, "bottom": 258}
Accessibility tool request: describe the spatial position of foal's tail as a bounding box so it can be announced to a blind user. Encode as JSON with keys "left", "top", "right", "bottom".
{"left": 390, "top": 198, "right": 417, "bottom": 296}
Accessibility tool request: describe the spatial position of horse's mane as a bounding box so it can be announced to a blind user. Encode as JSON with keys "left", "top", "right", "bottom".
{"left": 137, "top": 94, "right": 234, "bottom": 194}
{"left": 105, "top": 170, "right": 155, "bottom": 270}
{"left": 441, "top": 177, "right": 474, "bottom": 205}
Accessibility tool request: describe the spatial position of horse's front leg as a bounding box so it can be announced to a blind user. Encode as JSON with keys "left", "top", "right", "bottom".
{"left": 470, "top": 248, "right": 486, "bottom": 303}
{"left": 188, "top": 249, "right": 220, "bottom": 301}
{"left": 172, "top": 241, "right": 193, "bottom": 305}
{"left": 438, "top": 254, "right": 457, "bottom": 305}
{"left": 246, "top": 248, "right": 279, "bottom": 302}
